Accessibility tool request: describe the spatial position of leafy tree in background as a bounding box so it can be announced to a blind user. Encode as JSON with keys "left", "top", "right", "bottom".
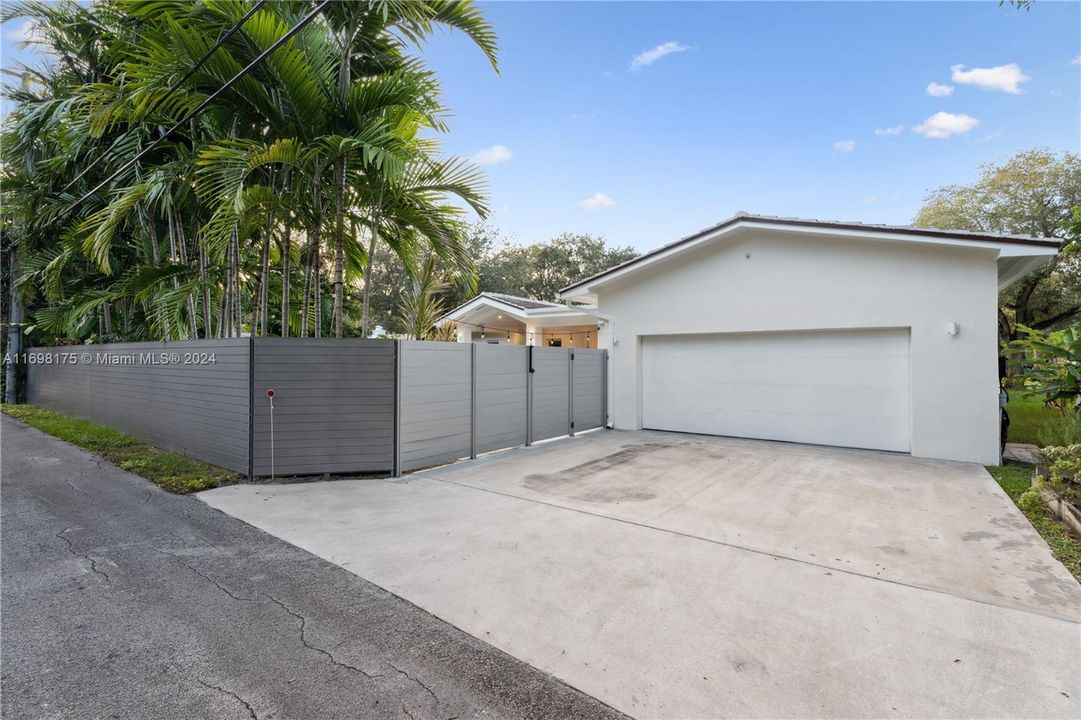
{"left": 468, "top": 229, "right": 638, "bottom": 303}
{"left": 913, "top": 149, "right": 1081, "bottom": 343}
{"left": 362, "top": 225, "right": 638, "bottom": 334}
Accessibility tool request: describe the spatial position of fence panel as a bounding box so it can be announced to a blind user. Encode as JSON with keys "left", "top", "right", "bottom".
{"left": 474, "top": 344, "right": 528, "bottom": 454}
{"left": 399, "top": 341, "right": 472, "bottom": 471}
{"left": 251, "top": 338, "right": 395, "bottom": 476}
{"left": 530, "top": 346, "right": 571, "bottom": 442}
{"left": 26, "top": 339, "right": 251, "bottom": 473}
{"left": 572, "top": 349, "right": 606, "bottom": 432}
{"left": 25, "top": 337, "right": 609, "bottom": 479}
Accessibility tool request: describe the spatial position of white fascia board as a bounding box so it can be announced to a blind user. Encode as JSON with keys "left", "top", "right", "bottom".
{"left": 439, "top": 296, "right": 530, "bottom": 324}
{"left": 522, "top": 306, "right": 596, "bottom": 318}
{"left": 740, "top": 221, "right": 1058, "bottom": 257}
{"left": 559, "top": 219, "right": 1058, "bottom": 297}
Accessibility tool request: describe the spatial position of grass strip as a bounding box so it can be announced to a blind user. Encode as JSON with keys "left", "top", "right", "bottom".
{"left": 2, "top": 404, "right": 238, "bottom": 494}
{"left": 987, "top": 463, "right": 1081, "bottom": 583}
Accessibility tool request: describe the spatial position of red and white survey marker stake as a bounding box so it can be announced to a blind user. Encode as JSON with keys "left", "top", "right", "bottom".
{"left": 266, "top": 389, "right": 276, "bottom": 480}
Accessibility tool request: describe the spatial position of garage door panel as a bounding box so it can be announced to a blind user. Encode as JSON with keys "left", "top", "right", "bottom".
{"left": 654, "top": 383, "right": 909, "bottom": 420}
{"left": 650, "top": 356, "right": 909, "bottom": 392}
{"left": 646, "top": 404, "right": 910, "bottom": 450}
{"left": 642, "top": 330, "right": 910, "bottom": 452}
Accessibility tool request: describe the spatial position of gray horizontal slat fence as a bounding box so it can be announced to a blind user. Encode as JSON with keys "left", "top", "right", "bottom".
{"left": 475, "top": 344, "right": 528, "bottom": 454}
{"left": 252, "top": 338, "right": 395, "bottom": 476}
{"left": 25, "top": 338, "right": 608, "bottom": 479}
{"left": 572, "top": 349, "right": 606, "bottom": 432}
{"left": 530, "top": 346, "right": 571, "bottom": 442}
{"left": 26, "top": 340, "right": 251, "bottom": 472}
{"left": 399, "top": 340, "right": 472, "bottom": 472}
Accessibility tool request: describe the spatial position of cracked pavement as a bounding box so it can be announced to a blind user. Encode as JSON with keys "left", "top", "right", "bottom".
{"left": 0, "top": 415, "right": 627, "bottom": 720}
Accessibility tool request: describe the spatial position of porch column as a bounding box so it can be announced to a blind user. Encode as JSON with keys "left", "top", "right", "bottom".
{"left": 525, "top": 322, "right": 540, "bottom": 346}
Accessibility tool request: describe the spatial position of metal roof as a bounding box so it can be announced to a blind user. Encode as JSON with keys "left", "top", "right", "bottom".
{"left": 480, "top": 293, "right": 563, "bottom": 310}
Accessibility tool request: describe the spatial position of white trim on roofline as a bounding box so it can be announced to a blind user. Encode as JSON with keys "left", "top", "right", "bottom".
{"left": 558, "top": 215, "right": 1059, "bottom": 299}
{"left": 438, "top": 293, "right": 599, "bottom": 325}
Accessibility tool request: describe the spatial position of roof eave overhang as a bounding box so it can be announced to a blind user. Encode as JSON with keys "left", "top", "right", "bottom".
{"left": 438, "top": 295, "right": 600, "bottom": 326}
{"left": 559, "top": 218, "right": 1060, "bottom": 299}
{"left": 438, "top": 296, "right": 531, "bottom": 325}
{"left": 998, "top": 254, "right": 1057, "bottom": 291}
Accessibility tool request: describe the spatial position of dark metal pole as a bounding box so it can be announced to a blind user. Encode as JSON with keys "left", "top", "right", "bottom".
{"left": 5, "top": 246, "right": 22, "bottom": 404}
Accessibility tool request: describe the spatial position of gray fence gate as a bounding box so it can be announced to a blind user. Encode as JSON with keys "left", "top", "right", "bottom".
{"left": 475, "top": 344, "right": 529, "bottom": 454}
{"left": 397, "top": 343, "right": 607, "bottom": 472}
{"left": 529, "top": 346, "right": 571, "bottom": 442}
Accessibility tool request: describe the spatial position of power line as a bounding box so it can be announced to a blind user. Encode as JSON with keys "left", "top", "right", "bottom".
{"left": 67, "top": 0, "right": 331, "bottom": 214}
{"left": 62, "top": 0, "right": 270, "bottom": 193}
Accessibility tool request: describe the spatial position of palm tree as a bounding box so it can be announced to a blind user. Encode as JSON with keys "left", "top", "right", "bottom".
{"left": 2, "top": 0, "right": 500, "bottom": 349}
{"left": 396, "top": 252, "right": 452, "bottom": 340}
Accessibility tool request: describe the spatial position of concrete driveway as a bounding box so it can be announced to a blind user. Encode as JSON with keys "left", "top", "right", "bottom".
{"left": 201, "top": 430, "right": 1081, "bottom": 719}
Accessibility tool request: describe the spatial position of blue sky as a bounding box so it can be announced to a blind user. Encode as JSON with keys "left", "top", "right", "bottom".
{"left": 420, "top": 1, "right": 1081, "bottom": 250}
{"left": 3, "top": 1, "right": 1079, "bottom": 252}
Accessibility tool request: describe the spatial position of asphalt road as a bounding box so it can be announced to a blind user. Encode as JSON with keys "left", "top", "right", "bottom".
{"left": 0, "top": 415, "right": 626, "bottom": 720}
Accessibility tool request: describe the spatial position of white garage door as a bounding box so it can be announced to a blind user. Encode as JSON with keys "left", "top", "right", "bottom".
{"left": 641, "top": 329, "right": 910, "bottom": 452}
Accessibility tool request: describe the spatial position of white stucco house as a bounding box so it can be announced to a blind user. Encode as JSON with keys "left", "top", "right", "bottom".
{"left": 555, "top": 213, "right": 1059, "bottom": 465}
{"left": 440, "top": 292, "right": 601, "bottom": 348}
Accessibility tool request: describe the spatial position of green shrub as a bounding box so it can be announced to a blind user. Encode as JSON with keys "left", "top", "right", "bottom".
{"left": 1036, "top": 410, "right": 1081, "bottom": 447}
{"left": 987, "top": 464, "right": 1081, "bottom": 583}
{"left": 1007, "top": 324, "right": 1081, "bottom": 410}
{"left": 1041, "top": 445, "right": 1081, "bottom": 505}
{"left": 1018, "top": 485, "right": 1047, "bottom": 515}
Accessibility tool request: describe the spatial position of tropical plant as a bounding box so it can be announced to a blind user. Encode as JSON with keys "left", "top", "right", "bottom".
{"left": 1008, "top": 324, "right": 1081, "bottom": 409}
{"left": 0, "top": 0, "right": 499, "bottom": 361}
{"left": 396, "top": 253, "right": 450, "bottom": 340}
{"left": 1040, "top": 444, "right": 1081, "bottom": 505}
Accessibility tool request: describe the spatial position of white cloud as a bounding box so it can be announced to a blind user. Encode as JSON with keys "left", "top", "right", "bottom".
{"left": 577, "top": 192, "right": 617, "bottom": 211}
{"left": 926, "top": 82, "right": 954, "bottom": 97}
{"left": 913, "top": 111, "right": 980, "bottom": 139}
{"left": 630, "top": 41, "right": 689, "bottom": 71}
{"left": 862, "top": 196, "right": 878, "bottom": 205}
{"left": 1071, "top": 55, "right": 1081, "bottom": 65}
{"left": 470, "top": 144, "right": 513, "bottom": 165}
{"left": 874, "top": 125, "right": 904, "bottom": 136}
{"left": 832, "top": 140, "right": 856, "bottom": 153}
{"left": 950, "top": 63, "right": 1030, "bottom": 94}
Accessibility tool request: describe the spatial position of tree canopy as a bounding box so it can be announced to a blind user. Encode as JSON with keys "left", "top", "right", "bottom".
{"left": 1, "top": 0, "right": 499, "bottom": 345}
{"left": 362, "top": 225, "right": 638, "bottom": 335}
{"left": 913, "top": 149, "right": 1081, "bottom": 341}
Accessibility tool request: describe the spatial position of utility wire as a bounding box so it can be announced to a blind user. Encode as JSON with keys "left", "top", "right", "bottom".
{"left": 67, "top": 0, "right": 331, "bottom": 214}
{"left": 61, "top": 0, "right": 270, "bottom": 193}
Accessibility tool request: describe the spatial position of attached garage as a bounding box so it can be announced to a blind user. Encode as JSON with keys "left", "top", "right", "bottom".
{"left": 558, "top": 213, "right": 1060, "bottom": 465}
{"left": 641, "top": 329, "right": 910, "bottom": 452}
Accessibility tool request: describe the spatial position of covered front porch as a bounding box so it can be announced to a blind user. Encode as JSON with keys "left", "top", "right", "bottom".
{"left": 440, "top": 292, "right": 601, "bottom": 348}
